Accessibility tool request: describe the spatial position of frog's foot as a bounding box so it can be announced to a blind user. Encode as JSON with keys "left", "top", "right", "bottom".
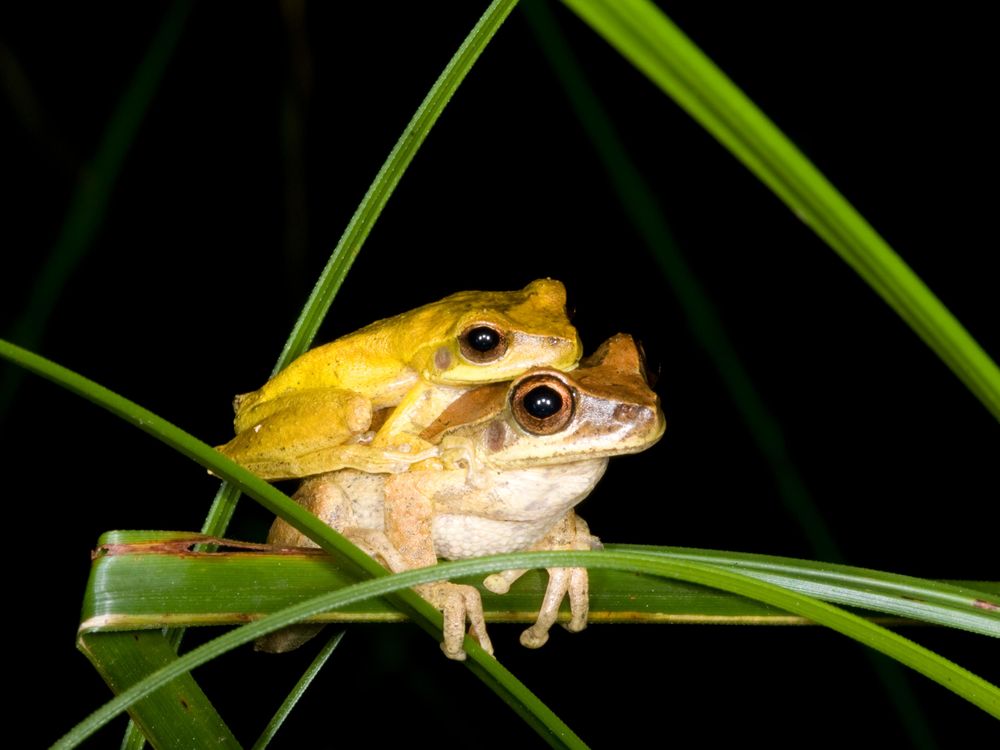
{"left": 518, "top": 566, "right": 588, "bottom": 648}
{"left": 415, "top": 581, "right": 494, "bottom": 660}
{"left": 339, "top": 531, "right": 497, "bottom": 660}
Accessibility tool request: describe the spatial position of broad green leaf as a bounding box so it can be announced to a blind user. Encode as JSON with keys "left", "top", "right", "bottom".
{"left": 81, "top": 532, "right": 999, "bottom": 637}
{"left": 78, "top": 630, "right": 238, "bottom": 749}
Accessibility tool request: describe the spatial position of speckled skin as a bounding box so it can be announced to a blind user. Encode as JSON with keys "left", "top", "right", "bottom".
{"left": 260, "top": 334, "right": 665, "bottom": 659}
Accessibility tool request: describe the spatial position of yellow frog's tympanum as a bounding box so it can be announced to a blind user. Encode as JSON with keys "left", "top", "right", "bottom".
{"left": 218, "top": 279, "right": 582, "bottom": 479}
{"left": 259, "top": 334, "right": 664, "bottom": 660}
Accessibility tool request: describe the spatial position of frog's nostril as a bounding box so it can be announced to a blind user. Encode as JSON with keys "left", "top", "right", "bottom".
{"left": 612, "top": 403, "right": 640, "bottom": 421}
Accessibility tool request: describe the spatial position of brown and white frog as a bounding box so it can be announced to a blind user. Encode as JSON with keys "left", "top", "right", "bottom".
{"left": 260, "top": 334, "right": 665, "bottom": 659}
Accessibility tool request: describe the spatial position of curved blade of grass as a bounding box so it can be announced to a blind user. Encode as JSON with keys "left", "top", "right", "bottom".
{"left": 251, "top": 630, "right": 345, "bottom": 750}
{"left": 0, "top": 0, "right": 193, "bottom": 420}
{"left": 200, "top": 0, "right": 520, "bottom": 543}
{"left": 56, "top": 550, "right": 1000, "bottom": 747}
{"left": 614, "top": 544, "right": 999, "bottom": 636}
{"left": 559, "top": 0, "right": 1000, "bottom": 419}
{"left": 120, "top": 722, "right": 146, "bottom": 750}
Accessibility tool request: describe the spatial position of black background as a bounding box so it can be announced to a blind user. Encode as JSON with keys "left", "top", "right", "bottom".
{"left": 1, "top": 2, "right": 997, "bottom": 747}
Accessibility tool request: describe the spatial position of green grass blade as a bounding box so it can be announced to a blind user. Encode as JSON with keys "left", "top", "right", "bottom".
{"left": 559, "top": 0, "right": 1000, "bottom": 419}
{"left": 78, "top": 630, "right": 239, "bottom": 750}
{"left": 119, "top": 722, "right": 145, "bottom": 750}
{"left": 616, "top": 545, "right": 1000, "bottom": 636}
{"left": 57, "top": 551, "right": 1000, "bottom": 747}
{"left": 251, "top": 630, "right": 345, "bottom": 750}
{"left": 0, "top": 0, "right": 193, "bottom": 419}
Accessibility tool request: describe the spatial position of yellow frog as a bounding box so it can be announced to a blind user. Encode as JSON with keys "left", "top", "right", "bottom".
{"left": 218, "top": 279, "right": 581, "bottom": 478}
{"left": 260, "top": 334, "right": 665, "bottom": 659}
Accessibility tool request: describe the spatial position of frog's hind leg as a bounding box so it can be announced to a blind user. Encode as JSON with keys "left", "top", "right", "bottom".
{"left": 220, "top": 388, "right": 373, "bottom": 480}
{"left": 255, "top": 472, "right": 366, "bottom": 654}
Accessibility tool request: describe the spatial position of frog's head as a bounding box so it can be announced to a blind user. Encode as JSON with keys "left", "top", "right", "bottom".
{"left": 404, "top": 279, "right": 582, "bottom": 385}
{"left": 425, "top": 333, "right": 665, "bottom": 467}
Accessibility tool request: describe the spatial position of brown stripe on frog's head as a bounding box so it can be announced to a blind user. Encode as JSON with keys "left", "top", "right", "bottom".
{"left": 419, "top": 381, "right": 509, "bottom": 444}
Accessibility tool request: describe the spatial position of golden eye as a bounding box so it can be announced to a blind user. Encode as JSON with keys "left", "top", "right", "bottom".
{"left": 511, "top": 376, "right": 574, "bottom": 435}
{"left": 459, "top": 324, "right": 508, "bottom": 363}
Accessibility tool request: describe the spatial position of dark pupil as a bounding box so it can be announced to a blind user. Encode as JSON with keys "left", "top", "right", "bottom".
{"left": 523, "top": 386, "right": 562, "bottom": 419}
{"left": 467, "top": 326, "right": 500, "bottom": 352}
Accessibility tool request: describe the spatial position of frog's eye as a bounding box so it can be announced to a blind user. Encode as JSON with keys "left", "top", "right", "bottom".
{"left": 511, "top": 376, "right": 574, "bottom": 435}
{"left": 459, "top": 324, "right": 508, "bottom": 363}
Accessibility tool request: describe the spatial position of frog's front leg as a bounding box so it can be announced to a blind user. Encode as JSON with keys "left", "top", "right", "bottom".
{"left": 384, "top": 472, "right": 494, "bottom": 660}
{"left": 485, "top": 511, "right": 600, "bottom": 649}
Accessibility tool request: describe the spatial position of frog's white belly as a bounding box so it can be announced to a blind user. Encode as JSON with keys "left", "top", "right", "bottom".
{"left": 431, "top": 458, "right": 608, "bottom": 559}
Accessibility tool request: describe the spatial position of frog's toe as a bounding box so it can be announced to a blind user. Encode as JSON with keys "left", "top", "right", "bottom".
{"left": 561, "top": 566, "right": 590, "bottom": 633}
{"left": 483, "top": 568, "right": 526, "bottom": 595}
{"left": 519, "top": 625, "right": 550, "bottom": 649}
{"left": 439, "top": 641, "right": 467, "bottom": 661}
